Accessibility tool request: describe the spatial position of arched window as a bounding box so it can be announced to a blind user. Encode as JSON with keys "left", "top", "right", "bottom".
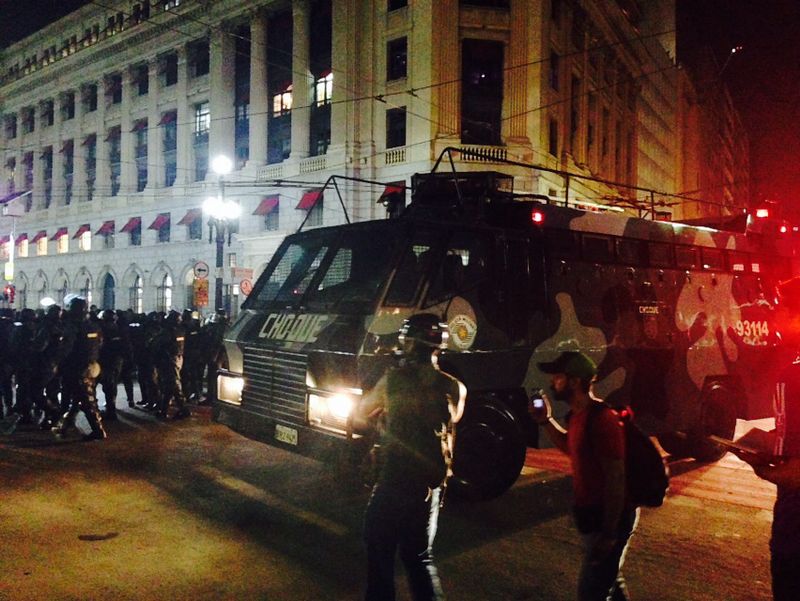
{"left": 102, "top": 273, "right": 115, "bottom": 310}
{"left": 156, "top": 273, "right": 173, "bottom": 312}
{"left": 129, "top": 275, "right": 143, "bottom": 313}
{"left": 79, "top": 277, "right": 92, "bottom": 306}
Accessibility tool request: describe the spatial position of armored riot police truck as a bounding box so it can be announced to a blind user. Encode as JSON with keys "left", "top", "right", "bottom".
{"left": 213, "top": 169, "right": 795, "bottom": 500}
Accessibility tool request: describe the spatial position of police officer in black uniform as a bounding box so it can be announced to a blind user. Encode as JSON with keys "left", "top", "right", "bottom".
{"left": 136, "top": 312, "right": 163, "bottom": 411}
{"left": 181, "top": 309, "right": 203, "bottom": 403}
{"left": 0, "top": 308, "right": 15, "bottom": 417}
{"left": 32, "top": 304, "right": 67, "bottom": 429}
{"left": 9, "top": 308, "right": 38, "bottom": 424}
{"left": 98, "top": 310, "right": 125, "bottom": 420}
{"left": 156, "top": 310, "right": 190, "bottom": 419}
{"left": 116, "top": 309, "right": 136, "bottom": 407}
{"left": 357, "top": 314, "right": 466, "bottom": 601}
{"left": 52, "top": 295, "right": 106, "bottom": 441}
{"left": 201, "top": 309, "right": 227, "bottom": 404}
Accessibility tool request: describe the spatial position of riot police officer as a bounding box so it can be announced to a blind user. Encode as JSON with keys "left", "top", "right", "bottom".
{"left": 0, "top": 308, "right": 15, "bottom": 417}
{"left": 116, "top": 309, "right": 136, "bottom": 407}
{"left": 181, "top": 309, "right": 203, "bottom": 403}
{"left": 52, "top": 295, "right": 106, "bottom": 441}
{"left": 9, "top": 308, "right": 38, "bottom": 424}
{"left": 201, "top": 309, "right": 228, "bottom": 404}
{"left": 136, "top": 312, "right": 163, "bottom": 411}
{"left": 357, "top": 313, "right": 466, "bottom": 601}
{"left": 98, "top": 310, "right": 125, "bottom": 420}
{"left": 32, "top": 304, "right": 67, "bottom": 429}
{"left": 156, "top": 310, "right": 189, "bottom": 419}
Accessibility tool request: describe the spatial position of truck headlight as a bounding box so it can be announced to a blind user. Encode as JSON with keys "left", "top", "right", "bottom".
{"left": 308, "top": 388, "right": 362, "bottom": 434}
{"left": 217, "top": 371, "right": 244, "bottom": 405}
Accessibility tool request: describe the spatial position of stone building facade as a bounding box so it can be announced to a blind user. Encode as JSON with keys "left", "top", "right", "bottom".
{"left": 0, "top": 0, "right": 707, "bottom": 314}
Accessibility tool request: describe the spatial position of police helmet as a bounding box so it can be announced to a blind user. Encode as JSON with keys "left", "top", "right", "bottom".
{"left": 99, "top": 309, "right": 115, "bottom": 321}
{"left": 64, "top": 295, "right": 88, "bottom": 316}
{"left": 398, "top": 313, "right": 449, "bottom": 351}
{"left": 165, "top": 309, "right": 181, "bottom": 324}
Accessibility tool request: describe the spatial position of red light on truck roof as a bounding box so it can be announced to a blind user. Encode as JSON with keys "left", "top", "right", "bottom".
{"left": 531, "top": 210, "right": 544, "bottom": 224}
{"left": 756, "top": 208, "right": 770, "bottom": 218}
{"left": 780, "top": 224, "right": 788, "bottom": 234}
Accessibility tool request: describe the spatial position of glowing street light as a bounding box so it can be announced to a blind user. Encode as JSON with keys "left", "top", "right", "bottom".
{"left": 203, "top": 155, "right": 239, "bottom": 312}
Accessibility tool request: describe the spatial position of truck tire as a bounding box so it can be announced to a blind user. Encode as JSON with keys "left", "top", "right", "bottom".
{"left": 449, "top": 397, "right": 526, "bottom": 501}
{"left": 658, "top": 383, "right": 737, "bottom": 462}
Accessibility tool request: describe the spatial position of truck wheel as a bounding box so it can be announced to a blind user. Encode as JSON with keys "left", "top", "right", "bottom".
{"left": 658, "top": 383, "right": 737, "bottom": 462}
{"left": 688, "top": 393, "right": 737, "bottom": 462}
{"left": 449, "top": 397, "right": 526, "bottom": 501}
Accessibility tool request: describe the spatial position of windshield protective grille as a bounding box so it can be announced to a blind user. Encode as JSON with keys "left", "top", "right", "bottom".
{"left": 241, "top": 346, "right": 307, "bottom": 423}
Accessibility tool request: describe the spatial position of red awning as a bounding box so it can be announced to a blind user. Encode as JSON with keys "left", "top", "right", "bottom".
{"left": 96, "top": 220, "right": 115, "bottom": 235}
{"left": 0, "top": 235, "right": 9, "bottom": 245}
{"left": 378, "top": 184, "right": 404, "bottom": 201}
{"left": 130, "top": 119, "right": 148, "bottom": 132}
{"left": 158, "top": 111, "right": 177, "bottom": 126}
{"left": 82, "top": 134, "right": 96, "bottom": 146}
{"left": 252, "top": 195, "right": 279, "bottom": 216}
{"left": 177, "top": 208, "right": 201, "bottom": 225}
{"left": 148, "top": 213, "right": 170, "bottom": 230}
{"left": 105, "top": 127, "right": 121, "bottom": 141}
{"left": 15, "top": 233, "right": 27, "bottom": 245}
{"left": 50, "top": 227, "right": 68, "bottom": 240}
{"left": 296, "top": 189, "right": 322, "bottom": 210}
{"left": 60, "top": 140, "right": 73, "bottom": 153}
{"left": 72, "top": 224, "right": 91, "bottom": 239}
{"left": 31, "top": 231, "right": 47, "bottom": 243}
{"left": 120, "top": 217, "right": 141, "bottom": 233}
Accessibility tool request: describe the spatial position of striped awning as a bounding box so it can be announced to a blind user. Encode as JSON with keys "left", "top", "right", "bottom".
{"left": 120, "top": 217, "right": 141, "bottom": 233}
{"left": 177, "top": 208, "right": 201, "bottom": 225}
{"left": 72, "top": 224, "right": 91, "bottom": 239}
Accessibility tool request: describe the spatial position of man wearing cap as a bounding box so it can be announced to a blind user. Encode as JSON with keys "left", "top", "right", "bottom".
{"left": 530, "top": 350, "right": 636, "bottom": 601}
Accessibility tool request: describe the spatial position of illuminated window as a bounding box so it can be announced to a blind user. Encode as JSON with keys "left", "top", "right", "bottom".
{"left": 18, "top": 239, "right": 28, "bottom": 258}
{"left": 272, "top": 84, "right": 293, "bottom": 116}
{"left": 37, "top": 237, "right": 47, "bottom": 256}
{"left": 156, "top": 273, "right": 173, "bottom": 312}
{"left": 79, "top": 231, "right": 92, "bottom": 251}
{"left": 129, "top": 275, "right": 143, "bottom": 313}
{"left": 315, "top": 72, "right": 333, "bottom": 107}
{"left": 56, "top": 233, "right": 68, "bottom": 254}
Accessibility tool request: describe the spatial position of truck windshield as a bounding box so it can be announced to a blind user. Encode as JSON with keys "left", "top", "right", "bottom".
{"left": 245, "top": 225, "right": 401, "bottom": 314}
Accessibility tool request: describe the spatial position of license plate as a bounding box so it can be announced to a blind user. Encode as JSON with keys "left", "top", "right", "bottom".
{"left": 275, "top": 424, "right": 298, "bottom": 446}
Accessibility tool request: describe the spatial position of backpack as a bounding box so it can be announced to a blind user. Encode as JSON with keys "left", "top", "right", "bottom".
{"left": 589, "top": 402, "right": 669, "bottom": 508}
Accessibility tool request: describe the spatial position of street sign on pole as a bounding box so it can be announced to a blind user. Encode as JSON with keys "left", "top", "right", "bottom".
{"left": 240, "top": 279, "right": 253, "bottom": 296}
{"left": 193, "top": 261, "right": 210, "bottom": 279}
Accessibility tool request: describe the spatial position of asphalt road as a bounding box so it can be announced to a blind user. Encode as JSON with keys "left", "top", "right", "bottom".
{"left": 0, "top": 397, "right": 777, "bottom": 601}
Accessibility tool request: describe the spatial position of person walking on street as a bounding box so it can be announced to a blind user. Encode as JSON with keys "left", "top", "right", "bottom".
{"left": 530, "top": 350, "right": 637, "bottom": 601}
{"left": 357, "top": 313, "right": 465, "bottom": 601}
{"left": 52, "top": 295, "right": 106, "bottom": 441}
{"left": 733, "top": 276, "right": 800, "bottom": 601}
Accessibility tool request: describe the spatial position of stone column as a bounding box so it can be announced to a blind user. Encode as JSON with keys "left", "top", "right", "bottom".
{"left": 94, "top": 80, "right": 110, "bottom": 200}
{"left": 433, "top": 0, "right": 460, "bottom": 139}
{"left": 176, "top": 45, "right": 192, "bottom": 185}
{"left": 209, "top": 27, "right": 236, "bottom": 170}
{"left": 71, "top": 91, "right": 86, "bottom": 203}
{"left": 51, "top": 96, "right": 64, "bottom": 207}
{"left": 330, "top": 0, "right": 353, "bottom": 152}
{"left": 506, "top": 0, "right": 530, "bottom": 145}
{"left": 146, "top": 59, "right": 162, "bottom": 191}
{"left": 119, "top": 69, "right": 135, "bottom": 193}
{"left": 248, "top": 9, "right": 269, "bottom": 168}
{"left": 290, "top": 0, "right": 311, "bottom": 160}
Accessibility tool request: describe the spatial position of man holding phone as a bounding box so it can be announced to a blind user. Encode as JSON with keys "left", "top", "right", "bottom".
{"left": 529, "top": 351, "right": 637, "bottom": 601}
{"left": 733, "top": 276, "right": 800, "bottom": 600}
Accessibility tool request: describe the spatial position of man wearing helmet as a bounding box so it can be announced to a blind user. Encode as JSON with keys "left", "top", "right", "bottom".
{"left": 358, "top": 313, "right": 466, "bottom": 601}
{"left": 52, "top": 295, "right": 107, "bottom": 441}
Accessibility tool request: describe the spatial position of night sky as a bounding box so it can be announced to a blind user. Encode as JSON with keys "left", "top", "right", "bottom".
{"left": 2, "top": 0, "right": 799, "bottom": 213}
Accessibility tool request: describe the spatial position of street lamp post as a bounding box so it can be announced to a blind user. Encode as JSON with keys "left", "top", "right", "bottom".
{"left": 203, "top": 156, "right": 239, "bottom": 313}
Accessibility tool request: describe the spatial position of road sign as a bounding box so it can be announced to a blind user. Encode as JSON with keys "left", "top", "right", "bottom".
{"left": 194, "top": 261, "right": 210, "bottom": 279}
{"left": 240, "top": 279, "right": 253, "bottom": 296}
{"left": 193, "top": 278, "right": 209, "bottom": 307}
